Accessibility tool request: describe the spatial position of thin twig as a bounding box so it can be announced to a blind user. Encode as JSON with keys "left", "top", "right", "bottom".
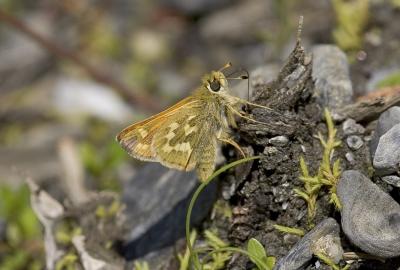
{"left": 0, "top": 9, "right": 161, "bottom": 112}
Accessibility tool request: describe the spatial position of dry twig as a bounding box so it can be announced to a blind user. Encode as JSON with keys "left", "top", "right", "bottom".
{"left": 0, "top": 9, "right": 161, "bottom": 112}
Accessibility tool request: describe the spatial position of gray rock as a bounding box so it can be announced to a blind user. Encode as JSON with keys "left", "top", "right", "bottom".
{"left": 345, "top": 152, "right": 356, "bottom": 165}
{"left": 346, "top": 135, "right": 364, "bottom": 151}
{"left": 342, "top": 118, "right": 365, "bottom": 135}
{"left": 312, "top": 45, "right": 353, "bottom": 109}
{"left": 269, "top": 136, "right": 289, "bottom": 147}
{"left": 373, "top": 123, "right": 400, "bottom": 175}
{"left": 337, "top": 170, "right": 400, "bottom": 258}
{"left": 274, "top": 218, "right": 342, "bottom": 270}
{"left": 121, "top": 163, "right": 217, "bottom": 259}
{"left": 370, "top": 106, "right": 400, "bottom": 158}
{"left": 382, "top": 175, "right": 400, "bottom": 188}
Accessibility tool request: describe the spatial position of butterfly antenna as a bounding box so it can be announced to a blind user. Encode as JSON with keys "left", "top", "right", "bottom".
{"left": 243, "top": 68, "right": 250, "bottom": 101}
{"left": 219, "top": 62, "right": 232, "bottom": 72}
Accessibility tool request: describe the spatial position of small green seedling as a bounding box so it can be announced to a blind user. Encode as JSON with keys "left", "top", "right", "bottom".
{"left": 247, "top": 238, "right": 276, "bottom": 270}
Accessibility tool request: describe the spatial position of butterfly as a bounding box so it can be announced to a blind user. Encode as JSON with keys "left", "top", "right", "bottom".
{"left": 116, "top": 63, "right": 268, "bottom": 182}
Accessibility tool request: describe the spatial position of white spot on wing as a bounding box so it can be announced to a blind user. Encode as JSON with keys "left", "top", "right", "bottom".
{"left": 138, "top": 128, "right": 148, "bottom": 138}
{"left": 184, "top": 124, "right": 197, "bottom": 136}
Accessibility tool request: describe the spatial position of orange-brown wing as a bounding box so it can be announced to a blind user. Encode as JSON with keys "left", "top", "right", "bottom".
{"left": 116, "top": 96, "right": 200, "bottom": 161}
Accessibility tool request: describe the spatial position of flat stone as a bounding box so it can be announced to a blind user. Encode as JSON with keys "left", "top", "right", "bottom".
{"left": 373, "top": 123, "right": 400, "bottom": 175}
{"left": 370, "top": 106, "right": 400, "bottom": 158}
{"left": 274, "top": 218, "right": 342, "bottom": 270}
{"left": 337, "top": 170, "right": 400, "bottom": 258}
{"left": 121, "top": 163, "right": 218, "bottom": 259}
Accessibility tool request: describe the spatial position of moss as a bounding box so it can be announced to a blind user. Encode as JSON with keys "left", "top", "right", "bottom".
{"left": 0, "top": 184, "right": 43, "bottom": 270}
{"left": 376, "top": 70, "right": 400, "bottom": 88}
{"left": 294, "top": 109, "right": 342, "bottom": 226}
{"left": 332, "top": 0, "right": 369, "bottom": 53}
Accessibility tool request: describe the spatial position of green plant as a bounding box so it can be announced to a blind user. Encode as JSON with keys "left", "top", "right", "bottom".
{"left": 0, "top": 184, "right": 43, "bottom": 270}
{"left": 202, "top": 230, "right": 231, "bottom": 270}
{"left": 247, "top": 238, "right": 276, "bottom": 270}
{"left": 184, "top": 156, "right": 276, "bottom": 270}
{"left": 273, "top": 225, "right": 305, "bottom": 237}
{"left": 376, "top": 70, "right": 400, "bottom": 88}
{"left": 315, "top": 252, "right": 351, "bottom": 270}
{"left": 134, "top": 261, "right": 150, "bottom": 270}
{"left": 80, "top": 140, "right": 127, "bottom": 191}
{"left": 332, "top": 0, "right": 369, "bottom": 53}
{"left": 55, "top": 253, "right": 79, "bottom": 270}
{"left": 178, "top": 231, "right": 197, "bottom": 270}
{"left": 294, "top": 109, "right": 342, "bottom": 225}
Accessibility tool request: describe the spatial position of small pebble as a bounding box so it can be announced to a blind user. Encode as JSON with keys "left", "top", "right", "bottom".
{"left": 283, "top": 233, "right": 301, "bottom": 246}
{"left": 263, "top": 146, "right": 278, "bottom": 155}
{"left": 269, "top": 136, "right": 289, "bottom": 147}
{"left": 373, "top": 123, "right": 400, "bottom": 175}
{"left": 311, "top": 234, "right": 343, "bottom": 264}
{"left": 382, "top": 175, "right": 400, "bottom": 188}
{"left": 370, "top": 106, "right": 400, "bottom": 158}
{"left": 282, "top": 202, "right": 289, "bottom": 210}
{"left": 345, "top": 152, "right": 356, "bottom": 165}
{"left": 346, "top": 135, "right": 364, "bottom": 150}
{"left": 342, "top": 118, "right": 365, "bottom": 135}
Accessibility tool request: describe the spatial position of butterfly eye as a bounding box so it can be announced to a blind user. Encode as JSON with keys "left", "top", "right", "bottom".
{"left": 209, "top": 80, "right": 221, "bottom": 92}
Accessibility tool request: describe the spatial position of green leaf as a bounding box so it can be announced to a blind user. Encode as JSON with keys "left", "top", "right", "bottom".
{"left": 178, "top": 231, "right": 197, "bottom": 270}
{"left": 204, "top": 230, "right": 228, "bottom": 249}
{"left": 293, "top": 189, "right": 309, "bottom": 201}
{"left": 134, "top": 261, "right": 150, "bottom": 270}
{"left": 299, "top": 157, "right": 309, "bottom": 177}
{"left": 333, "top": 159, "right": 341, "bottom": 176}
{"left": 265, "top": 256, "right": 276, "bottom": 269}
{"left": 315, "top": 252, "right": 340, "bottom": 270}
{"left": 273, "top": 225, "right": 305, "bottom": 236}
{"left": 247, "top": 238, "right": 267, "bottom": 269}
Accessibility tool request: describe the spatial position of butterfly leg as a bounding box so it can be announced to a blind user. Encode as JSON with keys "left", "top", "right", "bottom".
{"left": 228, "top": 105, "right": 267, "bottom": 125}
{"left": 218, "top": 135, "right": 246, "bottom": 158}
{"left": 240, "top": 99, "right": 273, "bottom": 111}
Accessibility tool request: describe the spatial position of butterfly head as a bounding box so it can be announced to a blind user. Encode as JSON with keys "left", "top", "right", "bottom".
{"left": 202, "top": 71, "right": 229, "bottom": 95}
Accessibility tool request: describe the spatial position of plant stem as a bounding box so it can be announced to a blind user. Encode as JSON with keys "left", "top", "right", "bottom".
{"left": 185, "top": 156, "right": 261, "bottom": 269}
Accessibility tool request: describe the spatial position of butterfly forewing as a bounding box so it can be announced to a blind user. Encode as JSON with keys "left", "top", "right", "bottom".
{"left": 117, "top": 96, "right": 203, "bottom": 164}
{"left": 152, "top": 103, "right": 205, "bottom": 171}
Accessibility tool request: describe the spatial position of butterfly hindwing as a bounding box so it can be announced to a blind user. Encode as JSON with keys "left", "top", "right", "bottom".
{"left": 195, "top": 136, "right": 217, "bottom": 181}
